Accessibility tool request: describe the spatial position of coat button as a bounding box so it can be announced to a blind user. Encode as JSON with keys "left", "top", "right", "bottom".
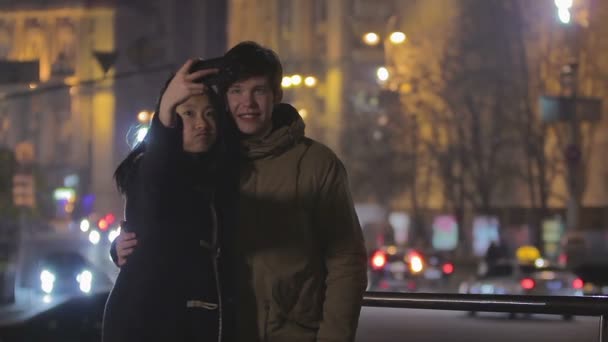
{"left": 199, "top": 239, "right": 212, "bottom": 250}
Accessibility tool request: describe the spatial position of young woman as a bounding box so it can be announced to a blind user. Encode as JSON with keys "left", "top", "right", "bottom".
{"left": 102, "top": 61, "right": 238, "bottom": 342}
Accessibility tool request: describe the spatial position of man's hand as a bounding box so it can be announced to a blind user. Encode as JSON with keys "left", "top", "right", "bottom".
{"left": 116, "top": 231, "right": 138, "bottom": 267}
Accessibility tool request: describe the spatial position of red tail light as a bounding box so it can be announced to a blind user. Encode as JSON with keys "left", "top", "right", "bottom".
{"left": 572, "top": 278, "right": 584, "bottom": 289}
{"left": 520, "top": 278, "right": 535, "bottom": 290}
{"left": 105, "top": 213, "right": 116, "bottom": 225}
{"left": 371, "top": 251, "right": 387, "bottom": 270}
{"left": 442, "top": 263, "right": 455, "bottom": 275}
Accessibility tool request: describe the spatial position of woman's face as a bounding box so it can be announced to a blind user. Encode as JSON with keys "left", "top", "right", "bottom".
{"left": 175, "top": 93, "right": 218, "bottom": 153}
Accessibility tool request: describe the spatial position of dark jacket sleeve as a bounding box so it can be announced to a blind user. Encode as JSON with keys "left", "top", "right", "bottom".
{"left": 108, "top": 113, "right": 181, "bottom": 268}
{"left": 140, "top": 112, "right": 182, "bottom": 179}
{"left": 315, "top": 157, "right": 368, "bottom": 342}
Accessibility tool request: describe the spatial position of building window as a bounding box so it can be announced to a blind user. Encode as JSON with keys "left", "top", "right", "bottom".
{"left": 52, "top": 20, "right": 76, "bottom": 76}
{"left": 353, "top": 0, "right": 393, "bottom": 18}
{"left": 0, "top": 25, "right": 11, "bottom": 59}
{"left": 278, "top": 0, "right": 292, "bottom": 53}
{"left": 24, "top": 20, "right": 44, "bottom": 61}
{"left": 314, "top": 0, "right": 326, "bottom": 24}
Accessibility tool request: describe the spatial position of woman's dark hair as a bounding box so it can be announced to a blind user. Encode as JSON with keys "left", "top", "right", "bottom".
{"left": 114, "top": 75, "right": 238, "bottom": 194}
{"left": 223, "top": 41, "right": 283, "bottom": 95}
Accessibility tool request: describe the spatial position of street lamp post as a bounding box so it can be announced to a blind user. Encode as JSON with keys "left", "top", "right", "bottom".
{"left": 561, "top": 63, "right": 583, "bottom": 234}
{"left": 540, "top": 0, "right": 602, "bottom": 235}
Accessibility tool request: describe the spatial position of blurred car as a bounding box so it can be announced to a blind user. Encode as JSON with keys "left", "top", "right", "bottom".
{"left": 459, "top": 260, "right": 584, "bottom": 320}
{"left": 420, "top": 250, "right": 455, "bottom": 287}
{"left": 367, "top": 246, "right": 455, "bottom": 292}
{"left": 582, "top": 281, "right": 608, "bottom": 296}
{"left": 572, "top": 263, "right": 608, "bottom": 296}
{"left": 36, "top": 252, "right": 112, "bottom": 300}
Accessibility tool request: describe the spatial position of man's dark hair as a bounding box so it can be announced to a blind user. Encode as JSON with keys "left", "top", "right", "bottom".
{"left": 223, "top": 41, "right": 283, "bottom": 95}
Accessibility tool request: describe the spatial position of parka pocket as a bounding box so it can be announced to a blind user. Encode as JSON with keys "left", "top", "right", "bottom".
{"left": 266, "top": 267, "right": 323, "bottom": 331}
{"left": 288, "top": 273, "right": 324, "bottom": 330}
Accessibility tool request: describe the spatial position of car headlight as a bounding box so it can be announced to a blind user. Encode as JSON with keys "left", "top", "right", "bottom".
{"left": 108, "top": 229, "right": 120, "bottom": 243}
{"left": 89, "top": 230, "right": 101, "bottom": 245}
{"left": 410, "top": 256, "right": 424, "bottom": 273}
{"left": 80, "top": 219, "right": 90, "bottom": 232}
{"left": 77, "top": 270, "right": 93, "bottom": 293}
{"left": 40, "top": 269, "right": 55, "bottom": 294}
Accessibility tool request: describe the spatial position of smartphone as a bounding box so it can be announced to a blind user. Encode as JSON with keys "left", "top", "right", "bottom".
{"left": 189, "top": 57, "right": 233, "bottom": 87}
{"left": 189, "top": 57, "right": 226, "bottom": 73}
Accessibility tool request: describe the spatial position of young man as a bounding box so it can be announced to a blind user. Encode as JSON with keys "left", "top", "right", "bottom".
{"left": 113, "top": 41, "right": 368, "bottom": 341}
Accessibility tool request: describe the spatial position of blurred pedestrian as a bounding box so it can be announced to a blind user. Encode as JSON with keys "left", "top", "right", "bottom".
{"left": 485, "top": 241, "right": 508, "bottom": 266}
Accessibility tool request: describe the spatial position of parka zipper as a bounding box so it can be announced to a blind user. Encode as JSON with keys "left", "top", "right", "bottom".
{"left": 210, "top": 191, "right": 223, "bottom": 342}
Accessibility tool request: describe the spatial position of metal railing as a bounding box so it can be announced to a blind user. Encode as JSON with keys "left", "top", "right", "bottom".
{"left": 363, "top": 292, "right": 608, "bottom": 342}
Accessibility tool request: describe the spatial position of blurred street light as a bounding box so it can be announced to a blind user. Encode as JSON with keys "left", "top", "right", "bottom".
{"left": 137, "top": 110, "right": 152, "bottom": 124}
{"left": 291, "top": 74, "right": 303, "bottom": 86}
{"left": 377, "top": 67, "right": 390, "bottom": 82}
{"left": 558, "top": 8, "right": 571, "bottom": 24}
{"left": 363, "top": 32, "right": 380, "bottom": 46}
{"left": 389, "top": 31, "right": 407, "bottom": 44}
{"left": 304, "top": 76, "right": 317, "bottom": 87}
{"left": 283, "top": 74, "right": 317, "bottom": 89}
{"left": 555, "top": 0, "right": 573, "bottom": 24}
{"left": 555, "top": 0, "right": 573, "bottom": 9}
{"left": 282, "top": 76, "right": 293, "bottom": 88}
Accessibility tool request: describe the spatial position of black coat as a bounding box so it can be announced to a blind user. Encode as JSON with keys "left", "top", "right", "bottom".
{"left": 103, "top": 114, "right": 238, "bottom": 342}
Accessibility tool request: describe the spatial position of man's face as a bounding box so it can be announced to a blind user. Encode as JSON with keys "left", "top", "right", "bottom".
{"left": 226, "top": 76, "right": 279, "bottom": 138}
